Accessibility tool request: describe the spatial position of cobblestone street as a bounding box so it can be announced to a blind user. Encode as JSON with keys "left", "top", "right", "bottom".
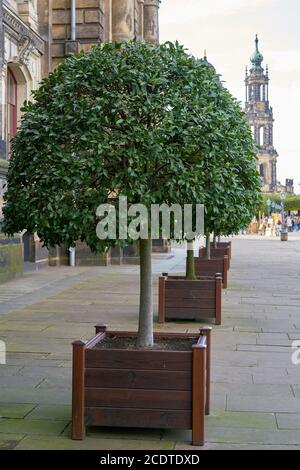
{"left": 0, "top": 236, "right": 300, "bottom": 450}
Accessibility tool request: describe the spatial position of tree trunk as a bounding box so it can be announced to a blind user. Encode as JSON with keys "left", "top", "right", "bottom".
{"left": 205, "top": 232, "right": 211, "bottom": 260}
{"left": 186, "top": 240, "right": 196, "bottom": 280}
{"left": 137, "top": 238, "right": 154, "bottom": 347}
{"left": 213, "top": 233, "right": 217, "bottom": 248}
{"left": 218, "top": 235, "right": 221, "bottom": 244}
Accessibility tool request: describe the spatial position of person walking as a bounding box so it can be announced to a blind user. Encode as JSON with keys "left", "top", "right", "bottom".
{"left": 275, "top": 218, "right": 282, "bottom": 236}
{"left": 287, "top": 216, "right": 293, "bottom": 233}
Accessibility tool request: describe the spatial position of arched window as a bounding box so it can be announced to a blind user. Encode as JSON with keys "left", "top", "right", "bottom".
{"left": 7, "top": 68, "right": 18, "bottom": 144}
{"left": 259, "top": 164, "right": 264, "bottom": 178}
{"left": 259, "top": 126, "right": 264, "bottom": 146}
{"left": 257, "top": 84, "right": 261, "bottom": 101}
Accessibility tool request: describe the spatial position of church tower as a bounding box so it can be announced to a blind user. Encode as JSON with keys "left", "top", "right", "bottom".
{"left": 245, "top": 35, "right": 278, "bottom": 193}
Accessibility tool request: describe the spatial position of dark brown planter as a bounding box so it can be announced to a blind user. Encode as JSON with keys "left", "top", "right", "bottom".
{"left": 199, "top": 246, "right": 231, "bottom": 269}
{"left": 192, "top": 256, "right": 229, "bottom": 289}
{"left": 215, "top": 242, "right": 232, "bottom": 258}
{"left": 72, "top": 325, "right": 212, "bottom": 446}
{"left": 158, "top": 274, "right": 222, "bottom": 325}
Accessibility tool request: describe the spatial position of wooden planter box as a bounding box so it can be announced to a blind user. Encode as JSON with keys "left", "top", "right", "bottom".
{"left": 199, "top": 246, "right": 231, "bottom": 269}
{"left": 215, "top": 242, "right": 232, "bottom": 258}
{"left": 72, "top": 325, "right": 212, "bottom": 446}
{"left": 158, "top": 274, "right": 222, "bottom": 325}
{"left": 192, "top": 256, "right": 229, "bottom": 289}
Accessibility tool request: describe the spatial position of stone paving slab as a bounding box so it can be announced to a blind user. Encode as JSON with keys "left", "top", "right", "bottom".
{"left": 0, "top": 404, "right": 36, "bottom": 419}
{"left": 0, "top": 388, "right": 71, "bottom": 405}
{"left": 175, "top": 443, "right": 300, "bottom": 450}
{"left": 227, "top": 395, "right": 300, "bottom": 413}
{"left": 25, "top": 405, "right": 71, "bottom": 421}
{"left": 14, "top": 436, "right": 175, "bottom": 450}
{"left": 276, "top": 413, "right": 300, "bottom": 430}
{"left": 204, "top": 426, "right": 300, "bottom": 446}
{"left": 0, "top": 237, "right": 300, "bottom": 449}
{"left": 204, "top": 411, "right": 277, "bottom": 430}
{"left": 214, "top": 383, "right": 293, "bottom": 398}
{"left": 0, "top": 434, "right": 26, "bottom": 450}
{"left": 0, "top": 418, "right": 69, "bottom": 436}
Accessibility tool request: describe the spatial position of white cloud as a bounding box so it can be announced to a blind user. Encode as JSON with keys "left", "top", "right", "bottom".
{"left": 267, "top": 50, "right": 300, "bottom": 73}
{"left": 160, "top": 0, "right": 278, "bottom": 25}
{"left": 159, "top": 0, "right": 300, "bottom": 186}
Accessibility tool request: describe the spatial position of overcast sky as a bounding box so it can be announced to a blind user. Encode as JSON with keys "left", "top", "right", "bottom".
{"left": 159, "top": 0, "right": 300, "bottom": 193}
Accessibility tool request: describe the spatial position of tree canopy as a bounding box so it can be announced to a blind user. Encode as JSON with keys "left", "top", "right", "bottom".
{"left": 3, "top": 40, "right": 262, "bottom": 345}
{"left": 3, "top": 41, "right": 217, "bottom": 248}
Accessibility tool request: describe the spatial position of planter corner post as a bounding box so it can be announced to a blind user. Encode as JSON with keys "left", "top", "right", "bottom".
{"left": 200, "top": 327, "right": 212, "bottom": 416}
{"left": 192, "top": 343, "right": 206, "bottom": 446}
{"left": 95, "top": 323, "right": 108, "bottom": 334}
{"left": 223, "top": 255, "right": 229, "bottom": 289}
{"left": 72, "top": 340, "right": 86, "bottom": 440}
{"left": 215, "top": 274, "right": 222, "bottom": 326}
{"left": 158, "top": 274, "right": 167, "bottom": 324}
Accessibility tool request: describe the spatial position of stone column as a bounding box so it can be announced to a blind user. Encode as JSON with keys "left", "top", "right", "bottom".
{"left": 137, "top": 0, "right": 144, "bottom": 39}
{"left": 104, "top": 0, "right": 113, "bottom": 42}
{"left": 111, "top": 0, "right": 135, "bottom": 42}
{"left": 143, "top": 0, "right": 160, "bottom": 44}
{"left": 37, "top": 0, "right": 52, "bottom": 77}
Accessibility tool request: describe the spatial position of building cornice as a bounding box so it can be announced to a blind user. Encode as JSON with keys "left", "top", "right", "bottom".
{"left": 3, "top": 4, "right": 44, "bottom": 57}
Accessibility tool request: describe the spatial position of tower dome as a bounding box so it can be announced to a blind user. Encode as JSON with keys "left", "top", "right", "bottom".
{"left": 251, "top": 34, "right": 264, "bottom": 68}
{"left": 201, "top": 50, "right": 216, "bottom": 71}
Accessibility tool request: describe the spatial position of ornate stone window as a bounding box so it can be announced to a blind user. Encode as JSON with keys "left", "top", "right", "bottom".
{"left": 7, "top": 67, "right": 18, "bottom": 145}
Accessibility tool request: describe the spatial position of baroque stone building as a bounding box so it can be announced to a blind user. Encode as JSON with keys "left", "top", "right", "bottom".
{"left": 0, "top": 0, "right": 160, "bottom": 266}
{"left": 245, "top": 35, "right": 293, "bottom": 194}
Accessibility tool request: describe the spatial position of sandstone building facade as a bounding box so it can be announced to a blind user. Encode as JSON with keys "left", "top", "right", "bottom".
{"left": 0, "top": 0, "right": 160, "bottom": 214}
{"left": 0, "top": 1, "right": 160, "bottom": 265}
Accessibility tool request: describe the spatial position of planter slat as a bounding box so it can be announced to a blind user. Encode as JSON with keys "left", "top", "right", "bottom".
{"left": 165, "top": 288, "right": 215, "bottom": 299}
{"left": 85, "top": 388, "right": 192, "bottom": 410}
{"left": 166, "top": 298, "right": 215, "bottom": 308}
{"left": 166, "top": 281, "right": 216, "bottom": 291}
{"left": 85, "top": 368, "right": 192, "bottom": 390}
{"left": 85, "top": 407, "right": 192, "bottom": 429}
{"left": 86, "top": 349, "right": 192, "bottom": 371}
{"left": 165, "top": 308, "right": 216, "bottom": 319}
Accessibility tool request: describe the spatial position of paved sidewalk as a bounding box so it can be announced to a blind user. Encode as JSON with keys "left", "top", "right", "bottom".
{"left": 0, "top": 237, "right": 300, "bottom": 450}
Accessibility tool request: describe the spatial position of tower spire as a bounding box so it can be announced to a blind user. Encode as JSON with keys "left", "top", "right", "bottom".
{"left": 245, "top": 36, "right": 277, "bottom": 193}
{"left": 251, "top": 34, "right": 264, "bottom": 68}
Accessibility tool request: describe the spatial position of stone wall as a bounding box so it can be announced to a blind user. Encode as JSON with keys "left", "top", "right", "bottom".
{"left": 51, "top": 0, "right": 105, "bottom": 69}
{"left": 0, "top": 235, "right": 23, "bottom": 283}
{"left": 0, "top": 0, "right": 162, "bottom": 271}
{"left": 50, "top": 0, "right": 159, "bottom": 69}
